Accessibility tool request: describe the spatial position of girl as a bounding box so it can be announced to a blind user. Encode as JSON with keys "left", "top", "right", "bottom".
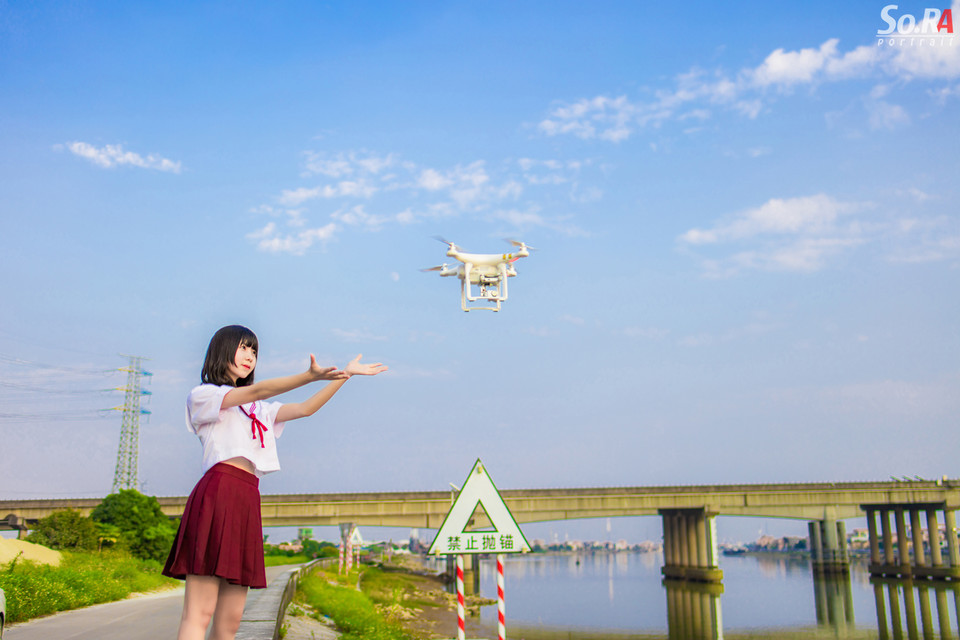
{"left": 163, "top": 325, "right": 387, "bottom": 640}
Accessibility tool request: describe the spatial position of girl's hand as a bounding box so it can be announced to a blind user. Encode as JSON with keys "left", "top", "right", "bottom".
{"left": 344, "top": 354, "right": 388, "bottom": 377}
{"left": 308, "top": 354, "right": 349, "bottom": 381}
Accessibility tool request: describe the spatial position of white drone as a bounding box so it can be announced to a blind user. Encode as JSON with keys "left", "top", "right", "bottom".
{"left": 422, "top": 238, "right": 533, "bottom": 311}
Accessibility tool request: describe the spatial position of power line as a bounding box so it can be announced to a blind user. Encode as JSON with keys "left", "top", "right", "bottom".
{"left": 0, "top": 380, "right": 118, "bottom": 395}
{"left": 0, "top": 352, "right": 130, "bottom": 423}
{"left": 0, "top": 354, "right": 117, "bottom": 375}
{"left": 0, "top": 410, "right": 114, "bottom": 422}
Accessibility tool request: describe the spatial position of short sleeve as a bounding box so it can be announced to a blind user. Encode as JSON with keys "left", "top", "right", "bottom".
{"left": 254, "top": 400, "right": 286, "bottom": 439}
{"left": 186, "top": 385, "right": 232, "bottom": 433}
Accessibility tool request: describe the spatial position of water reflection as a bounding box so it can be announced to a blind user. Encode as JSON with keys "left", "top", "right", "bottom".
{"left": 872, "top": 578, "right": 960, "bottom": 640}
{"left": 462, "top": 553, "right": 960, "bottom": 639}
{"left": 813, "top": 574, "right": 856, "bottom": 631}
{"left": 663, "top": 579, "right": 723, "bottom": 640}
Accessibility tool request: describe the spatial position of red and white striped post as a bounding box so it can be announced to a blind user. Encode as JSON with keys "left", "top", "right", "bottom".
{"left": 456, "top": 554, "right": 465, "bottom": 640}
{"left": 345, "top": 532, "right": 354, "bottom": 573}
{"left": 497, "top": 554, "right": 506, "bottom": 640}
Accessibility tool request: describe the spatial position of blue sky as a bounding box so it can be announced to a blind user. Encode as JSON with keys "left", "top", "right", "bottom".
{"left": 1, "top": 1, "right": 958, "bottom": 543}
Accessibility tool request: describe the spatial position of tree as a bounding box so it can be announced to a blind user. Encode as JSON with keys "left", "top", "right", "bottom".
{"left": 91, "top": 489, "right": 177, "bottom": 562}
{"left": 25, "top": 509, "right": 97, "bottom": 551}
{"left": 95, "top": 522, "right": 122, "bottom": 552}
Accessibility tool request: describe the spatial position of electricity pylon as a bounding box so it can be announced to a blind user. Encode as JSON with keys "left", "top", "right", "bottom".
{"left": 111, "top": 355, "right": 152, "bottom": 493}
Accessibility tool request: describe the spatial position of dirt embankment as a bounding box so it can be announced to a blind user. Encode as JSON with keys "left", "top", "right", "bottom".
{"left": 372, "top": 555, "right": 496, "bottom": 639}
{"left": 0, "top": 538, "right": 62, "bottom": 566}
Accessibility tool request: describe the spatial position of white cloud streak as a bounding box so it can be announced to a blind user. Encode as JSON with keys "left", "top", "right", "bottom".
{"left": 537, "top": 6, "right": 960, "bottom": 143}
{"left": 680, "top": 189, "right": 960, "bottom": 276}
{"left": 679, "top": 194, "right": 874, "bottom": 276}
{"left": 59, "top": 141, "right": 182, "bottom": 173}
{"left": 246, "top": 222, "right": 337, "bottom": 255}
{"left": 249, "top": 150, "right": 593, "bottom": 254}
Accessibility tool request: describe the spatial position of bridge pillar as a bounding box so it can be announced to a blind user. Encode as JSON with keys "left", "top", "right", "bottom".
{"left": 944, "top": 509, "right": 960, "bottom": 569}
{"left": 866, "top": 508, "right": 881, "bottom": 566}
{"left": 894, "top": 508, "right": 910, "bottom": 573}
{"left": 911, "top": 509, "right": 926, "bottom": 569}
{"left": 880, "top": 509, "right": 896, "bottom": 567}
{"left": 808, "top": 522, "right": 823, "bottom": 566}
{"left": 659, "top": 508, "right": 722, "bottom": 584}
{"left": 808, "top": 518, "right": 850, "bottom": 575}
{"left": 864, "top": 503, "right": 960, "bottom": 580}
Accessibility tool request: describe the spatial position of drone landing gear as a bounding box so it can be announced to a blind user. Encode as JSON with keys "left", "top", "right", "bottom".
{"left": 459, "top": 262, "right": 510, "bottom": 312}
{"left": 460, "top": 280, "right": 502, "bottom": 311}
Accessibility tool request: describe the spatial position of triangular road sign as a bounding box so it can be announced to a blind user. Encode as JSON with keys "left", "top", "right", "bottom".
{"left": 427, "top": 459, "right": 530, "bottom": 555}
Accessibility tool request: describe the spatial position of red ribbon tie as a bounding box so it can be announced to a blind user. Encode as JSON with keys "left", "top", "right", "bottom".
{"left": 240, "top": 403, "right": 269, "bottom": 448}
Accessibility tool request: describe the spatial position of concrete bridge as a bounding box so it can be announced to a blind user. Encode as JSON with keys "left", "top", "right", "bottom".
{"left": 4, "top": 478, "right": 959, "bottom": 583}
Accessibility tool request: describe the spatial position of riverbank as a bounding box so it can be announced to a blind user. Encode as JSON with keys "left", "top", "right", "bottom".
{"left": 294, "top": 554, "right": 495, "bottom": 639}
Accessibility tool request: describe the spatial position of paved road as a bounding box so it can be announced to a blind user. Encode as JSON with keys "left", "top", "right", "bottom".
{"left": 5, "top": 565, "right": 296, "bottom": 640}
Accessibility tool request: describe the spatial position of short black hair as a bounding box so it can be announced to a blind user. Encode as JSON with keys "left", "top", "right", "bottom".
{"left": 201, "top": 325, "right": 259, "bottom": 387}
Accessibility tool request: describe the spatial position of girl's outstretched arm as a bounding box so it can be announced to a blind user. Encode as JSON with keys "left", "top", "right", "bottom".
{"left": 223, "top": 355, "right": 347, "bottom": 409}
{"left": 275, "top": 354, "right": 387, "bottom": 423}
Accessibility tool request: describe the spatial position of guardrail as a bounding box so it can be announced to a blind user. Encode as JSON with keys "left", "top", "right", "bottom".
{"left": 236, "top": 558, "right": 335, "bottom": 640}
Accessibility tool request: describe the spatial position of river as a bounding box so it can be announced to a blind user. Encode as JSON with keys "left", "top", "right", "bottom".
{"left": 448, "top": 552, "right": 960, "bottom": 639}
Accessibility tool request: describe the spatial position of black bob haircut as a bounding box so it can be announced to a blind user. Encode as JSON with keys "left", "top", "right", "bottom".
{"left": 201, "top": 325, "right": 259, "bottom": 387}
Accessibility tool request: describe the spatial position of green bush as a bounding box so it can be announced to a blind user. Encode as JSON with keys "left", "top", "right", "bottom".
{"left": 298, "top": 570, "right": 411, "bottom": 640}
{"left": 0, "top": 550, "right": 177, "bottom": 623}
{"left": 91, "top": 490, "right": 177, "bottom": 562}
{"left": 25, "top": 509, "right": 98, "bottom": 551}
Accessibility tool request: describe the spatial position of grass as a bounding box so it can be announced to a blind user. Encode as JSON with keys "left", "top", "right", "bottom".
{"left": 265, "top": 553, "right": 312, "bottom": 566}
{"left": 0, "top": 550, "right": 179, "bottom": 623}
{"left": 359, "top": 566, "right": 438, "bottom": 609}
{"left": 297, "top": 566, "right": 414, "bottom": 640}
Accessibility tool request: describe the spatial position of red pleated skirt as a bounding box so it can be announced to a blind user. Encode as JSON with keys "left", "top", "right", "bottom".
{"left": 162, "top": 462, "right": 266, "bottom": 588}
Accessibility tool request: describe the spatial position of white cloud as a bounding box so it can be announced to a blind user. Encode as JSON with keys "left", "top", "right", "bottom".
{"left": 302, "top": 150, "right": 398, "bottom": 178}
{"left": 536, "top": 10, "right": 959, "bottom": 143}
{"left": 679, "top": 194, "right": 873, "bottom": 275}
{"left": 759, "top": 236, "right": 865, "bottom": 272}
{"left": 494, "top": 208, "right": 548, "bottom": 229}
{"left": 752, "top": 39, "right": 842, "bottom": 87}
{"left": 246, "top": 222, "right": 337, "bottom": 255}
{"left": 681, "top": 194, "right": 864, "bottom": 245}
{"left": 59, "top": 141, "right": 182, "bottom": 173}
{"left": 865, "top": 98, "right": 910, "bottom": 130}
{"left": 331, "top": 204, "right": 404, "bottom": 231}
{"left": 248, "top": 149, "right": 597, "bottom": 255}
{"left": 279, "top": 180, "right": 377, "bottom": 206}
{"left": 418, "top": 168, "right": 453, "bottom": 191}
{"left": 682, "top": 187, "right": 959, "bottom": 275}
{"left": 491, "top": 207, "right": 589, "bottom": 237}
{"left": 928, "top": 83, "right": 960, "bottom": 103}
{"left": 887, "top": 231, "right": 960, "bottom": 264}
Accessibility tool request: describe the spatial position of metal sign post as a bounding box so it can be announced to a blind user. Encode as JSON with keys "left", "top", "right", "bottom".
{"left": 427, "top": 459, "right": 528, "bottom": 640}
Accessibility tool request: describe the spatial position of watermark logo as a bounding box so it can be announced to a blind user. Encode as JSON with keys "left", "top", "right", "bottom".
{"left": 877, "top": 4, "right": 955, "bottom": 46}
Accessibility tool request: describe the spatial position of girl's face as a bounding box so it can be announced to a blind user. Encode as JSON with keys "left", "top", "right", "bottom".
{"left": 227, "top": 342, "right": 257, "bottom": 384}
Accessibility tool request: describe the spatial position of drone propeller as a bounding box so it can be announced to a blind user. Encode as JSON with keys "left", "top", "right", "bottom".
{"left": 420, "top": 264, "right": 448, "bottom": 272}
{"left": 507, "top": 239, "right": 537, "bottom": 252}
{"left": 432, "top": 236, "right": 462, "bottom": 252}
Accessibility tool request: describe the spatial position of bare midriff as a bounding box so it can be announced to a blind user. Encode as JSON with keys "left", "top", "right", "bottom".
{"left": 221, "top": 456, "right": 256, "bottom": 475}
